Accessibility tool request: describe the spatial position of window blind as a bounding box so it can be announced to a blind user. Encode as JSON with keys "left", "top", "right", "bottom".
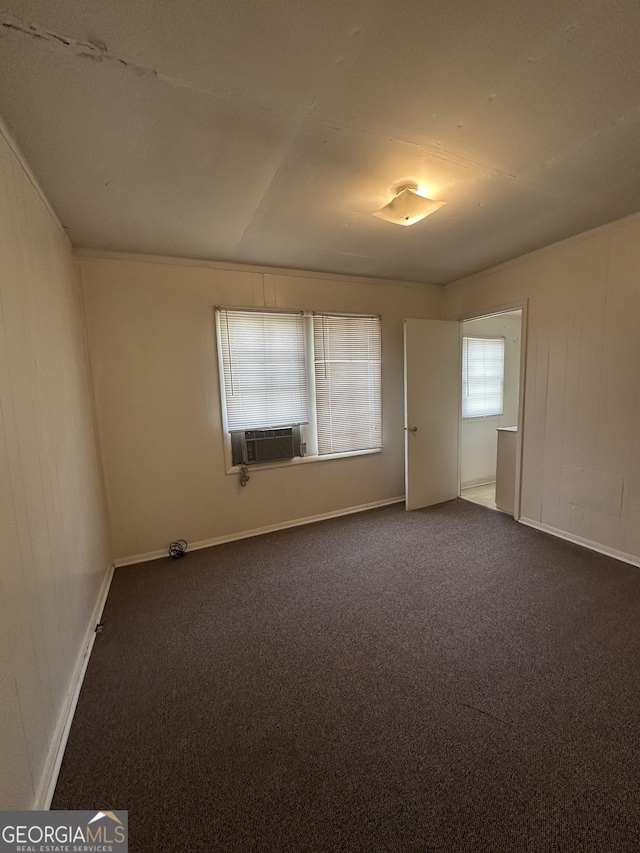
{"left": 313, "top": 314, "right": 381, "bottom": 454}
{"left": 218, "top": 309, "right": 309, "bottom": 430}
{"left": 462, "top": 336, "right": 505, "bottom": 419}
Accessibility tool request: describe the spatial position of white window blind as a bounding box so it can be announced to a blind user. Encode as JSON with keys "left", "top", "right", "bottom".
{"left": 462, "top": 336, "right": 505, "bottom": 419}
{"left": 218, "top": 309, "right": 309, "bottom": 430}
{"left": 313, "top": 314, "right": 381, "bottom": 454}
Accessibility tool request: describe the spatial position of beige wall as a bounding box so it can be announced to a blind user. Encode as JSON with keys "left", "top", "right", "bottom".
{"left": 78, "top": 254, "right": 441, "bottom": 562}
{"left": 3, "top": 98, "right": 640, "bottom": 814}
{"left": 0, "top": 127, "right": 111, "bottom": 807}
{"left": 443, "top": 213, "right": 640, "bottom": 562}
{"left": 461, "top": 313, "right": 521, "bottom": 488}
{"left": 4, "top": 113, "right": 640, "bottom": 811}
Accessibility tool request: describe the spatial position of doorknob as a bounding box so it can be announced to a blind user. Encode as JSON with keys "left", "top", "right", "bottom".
{"left": 409, "top": 426, "right": 418, "bottom": 432}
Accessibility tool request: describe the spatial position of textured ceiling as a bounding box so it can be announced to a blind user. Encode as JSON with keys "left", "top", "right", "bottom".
{"left": 1, "top": 0, "right": 639, "bottom": 285}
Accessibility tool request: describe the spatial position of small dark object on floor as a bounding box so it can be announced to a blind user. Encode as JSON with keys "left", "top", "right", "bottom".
{"left": 168, "top": 539, "right": 187, "bottom": 559}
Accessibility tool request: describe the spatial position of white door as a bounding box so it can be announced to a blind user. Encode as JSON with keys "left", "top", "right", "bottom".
{"left": 404, "top": 319, "right": 460, "bottom": 510}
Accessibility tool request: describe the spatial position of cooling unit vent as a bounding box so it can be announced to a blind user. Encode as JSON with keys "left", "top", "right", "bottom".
{"left": 231, "top": 426, "right": 302, "bottom": 466}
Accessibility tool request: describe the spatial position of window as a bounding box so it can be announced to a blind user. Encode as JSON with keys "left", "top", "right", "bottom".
{"left": 462, "top": 336, "right": 505, "bottom": 419}
{"left": 217, "top": 308, "right": 381, "bottom": 462}
{"left": 218, "top": 310, "right": 309, "bottom": 430}
{"left": 313, "top": 314, "right": 381, "bottom": 454}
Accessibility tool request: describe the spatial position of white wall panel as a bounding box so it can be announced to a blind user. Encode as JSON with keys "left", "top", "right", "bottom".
{"left": 557, "top": 249, "right": 585, "bottom": 534}
{"left": 0, "top": 679, "right": 34, "bottom": 808}
{"left": 443, "top": 212, "right": 640, "bottom": 564}
{"left": 0, "top": 124, "right": 110, "bottom": 808}
{"left": 591, "top": 223, "right": 640, "bottom": 551}
{"left": 540, "top": 252, "right": 574, "bottom": 530}
{"left": 626, "top": 386, "right": 640, "bottom": 558}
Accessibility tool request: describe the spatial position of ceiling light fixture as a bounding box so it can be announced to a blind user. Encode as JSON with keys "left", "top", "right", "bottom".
{"left": 372, "top": 182, "right": 446, "bottom": 226}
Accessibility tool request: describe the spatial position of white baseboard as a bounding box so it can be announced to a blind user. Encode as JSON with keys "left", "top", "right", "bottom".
{"left": 518, "top": 517, "right": 640, "bottom": 570}
{"left": 37, "top": 563, "right": 115, "bottom": 809}
{"left": 114, "top": 496, "right": 406, "bottom": 568}
{"left": 461, "top": 478, "right": 496, "bottom": 489}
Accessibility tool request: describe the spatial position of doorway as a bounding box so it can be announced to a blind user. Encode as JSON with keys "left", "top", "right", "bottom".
{"left": 459, "top": 309, "right": 523, "bottom": 514}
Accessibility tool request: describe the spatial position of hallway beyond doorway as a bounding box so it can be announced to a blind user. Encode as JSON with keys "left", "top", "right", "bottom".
{"left": 460, "top": 481, "right": 497, "bottom": 510}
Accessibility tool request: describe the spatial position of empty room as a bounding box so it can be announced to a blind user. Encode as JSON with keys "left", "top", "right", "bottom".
{"left": 1, "top": 0, "right": 640, "bottom": 850}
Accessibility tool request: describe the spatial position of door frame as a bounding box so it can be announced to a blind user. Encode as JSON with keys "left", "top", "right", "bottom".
{"left": 457, "top": 299, "right": 528, "bottom": 520}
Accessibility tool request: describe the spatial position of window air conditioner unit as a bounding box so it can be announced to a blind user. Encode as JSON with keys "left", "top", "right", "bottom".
{"left": 230, "top": 426, "right": 302, "bottom": 466}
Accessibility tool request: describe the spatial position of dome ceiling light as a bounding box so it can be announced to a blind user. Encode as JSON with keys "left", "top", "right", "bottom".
{"left": 372, "top": 182, "right": 446, "bottom": 226}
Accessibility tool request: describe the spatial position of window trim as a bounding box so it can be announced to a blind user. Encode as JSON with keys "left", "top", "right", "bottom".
{"left": 223, "top": 447, "right": 382, "bottom": 476}
{"left": 214, "top": 307, "right": 383, "bottom": 473}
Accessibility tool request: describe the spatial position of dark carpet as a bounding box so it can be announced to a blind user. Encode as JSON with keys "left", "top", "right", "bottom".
{"left": 52, "top": 499, "right": 640, "bottom": 852}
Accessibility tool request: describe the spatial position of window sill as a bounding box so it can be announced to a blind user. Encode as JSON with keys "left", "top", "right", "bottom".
{"left": 462, "top": 415, "right": 504, "bottom": 421}
{"left": 225, "top": 447, "right": 381, "bottom": 475}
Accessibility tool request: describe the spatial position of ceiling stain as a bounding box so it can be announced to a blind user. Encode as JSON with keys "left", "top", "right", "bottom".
{"left": 1, "top": 15, "right": 149, "bottom": 72}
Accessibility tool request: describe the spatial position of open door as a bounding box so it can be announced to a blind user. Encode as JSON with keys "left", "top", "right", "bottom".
{"left": 404, "top": 319, "right": 460, "bottom": 510}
